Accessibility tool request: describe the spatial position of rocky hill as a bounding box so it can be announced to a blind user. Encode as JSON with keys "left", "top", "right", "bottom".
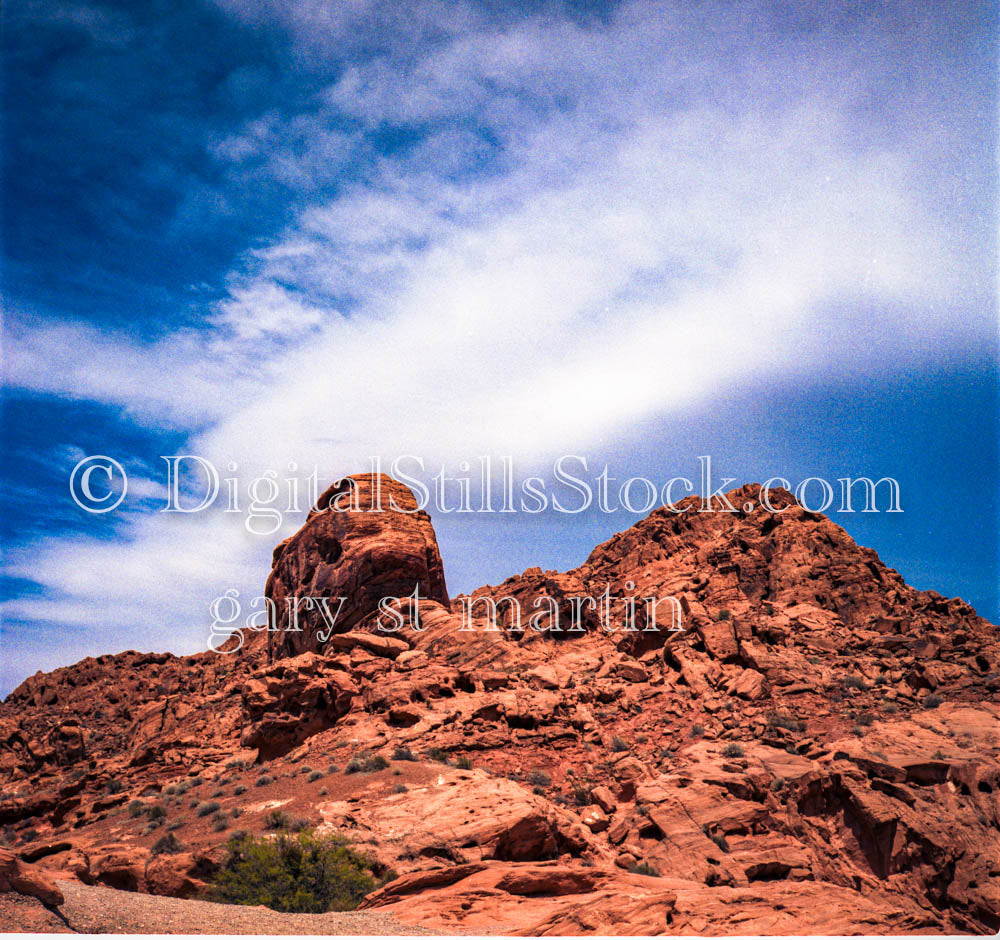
{"left": 1, "top": 473, "right": 998, "bottom": 934}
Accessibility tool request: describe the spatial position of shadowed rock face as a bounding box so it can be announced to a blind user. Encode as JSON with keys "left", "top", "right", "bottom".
{"left": 263, "top": 473, "right": 449, "bottom": 660}
{"left": 1, "top": 475, "right": 999, "bottom": 935}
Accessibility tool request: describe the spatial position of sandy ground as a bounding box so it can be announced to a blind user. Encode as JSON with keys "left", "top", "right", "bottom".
{"left": 0, "top": 881, "right": 436, "bottom": 935}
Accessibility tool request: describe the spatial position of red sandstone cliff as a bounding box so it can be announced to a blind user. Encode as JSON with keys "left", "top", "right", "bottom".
{"left": 1, "top": 473, "right": 997, "bottom": 934}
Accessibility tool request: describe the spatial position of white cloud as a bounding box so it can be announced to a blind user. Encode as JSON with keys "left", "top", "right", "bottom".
{"left": 3, "top": 0, "right": 993, "bottom": 681}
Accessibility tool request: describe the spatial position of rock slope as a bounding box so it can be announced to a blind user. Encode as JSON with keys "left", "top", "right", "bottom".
{"left": 1, "top": 473, "right": 998, "bottom": 935}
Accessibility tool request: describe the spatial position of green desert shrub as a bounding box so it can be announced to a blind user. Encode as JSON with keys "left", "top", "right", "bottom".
{"left": 628, "top": 861, "right": 659, "bottom": 877}
{"left": 307, "top": 770, "right": 324, "bottom": 783}
{"left": 424, "top": 747, "right": 450, "bottom": 764}
{"left": 924, "top": 694, "right": 944, "bottom": 709}
{"left": 266, "top": 810, "right": 291, "bottom": 830}
{"left": 609, "top": 735, "right": 629, "bottom": 753}
{"left": 527, "top": 770, "right": 551, "bottom": 788}
{"left": 206, "top": 829, "right": 382, "bottom": 913}
{"left": 766, "top": 712, "right": 805, "bottom": 732}
{"left": 722, "top": 743, "right": 745, "bottom": 758}
{"left": 127, "top": 800, "right": 145, "bottom": 818}
{"left": 391, "top": 746, "right": 416, "bottom": 762}
{"left": 709, "top": 831, "right": 730, "bottom": 852}
{"left": 454, "top": 755, "right": 473, "bottom": 770}
{"left": 152, "top": 832, "right": 182, "bottom": 856}
{"left": 255, "top": 775, "right": 274, "bottom": 788}
{"left": 345, "top": 752, "right": 389, "bottom": 774}
{"left": 196, "top": 801, "right": 221, "bottom": 818}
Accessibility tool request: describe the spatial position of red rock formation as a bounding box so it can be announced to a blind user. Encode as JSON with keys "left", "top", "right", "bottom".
{"left": 262, "top": 473, "right": 449, "bottom": 661}
{"left": 1, "top": 475, "right": 998, "bottom": 934}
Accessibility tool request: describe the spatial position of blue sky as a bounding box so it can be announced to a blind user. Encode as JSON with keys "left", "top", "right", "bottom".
{"left": 2, "top": 0, "right": 997, "bottom": 696}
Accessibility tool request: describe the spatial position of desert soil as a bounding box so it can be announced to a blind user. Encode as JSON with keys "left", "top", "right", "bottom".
{"left": 0, "top": 880, "right": 436, "bottom": 935}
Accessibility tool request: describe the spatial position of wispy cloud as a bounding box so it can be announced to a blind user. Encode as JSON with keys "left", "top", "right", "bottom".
{"left": 2, "top": 0, "right": 995, "bottom": 683}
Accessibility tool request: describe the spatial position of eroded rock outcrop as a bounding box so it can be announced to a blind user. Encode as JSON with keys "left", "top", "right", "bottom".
{"left": 263, "top": 473, "right": 449, "bottom": 660}
{"left": 1, "top": 474, "right": 998, "bottom": 935}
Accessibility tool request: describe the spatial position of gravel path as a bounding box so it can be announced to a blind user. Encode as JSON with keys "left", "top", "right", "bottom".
{"left": 57, "top": 880, "right": 433, "bottom": 935}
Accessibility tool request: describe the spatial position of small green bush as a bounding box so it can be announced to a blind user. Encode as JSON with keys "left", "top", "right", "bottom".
{"left": 454, "top": 755, "right": 473, "bottom": 770}
{"left": 196, "top": 801, "right": 221, "bottom": 818}
{"left": 106, "top": 779, "right": 124, "bottom": 794}
{"left": 610, "top": 735, "right": 629, "bottom": 753}
{"left": 307, "top": 770, "right": 323, "bottom": 783}
{"left": 392, "top": 784, "right": 408, "bottom": 794}
{"left": 127, "top": 800, "right": 145, "bottom": 818}
{"left": 709, "top": 831, "right": 730, "bottom": 852}
{"left": 722, "top": 743, "right": 745, "bottom": 758}
{"left": 715, "top": 609, "right": 731, "bottom": 621}
{"left": 527, "top": 770, "right": 551, "bottom": 788}
{"left": 924, "top": 694, "right": 943, "bottom": 709}
{"left": 766, "top": 712, "right": 805, "bottom": 732}
{"left": 146, "top": 803, "right": 167, "bottom": 820}
{"left": 206, "top": 829, "right": 382, "bottom": 913}
{"left": 152, "top": 832, "right": 181, "bottom": 856}
{"left": 234, "top": 784, "right": 247, "bottom": 795}
{"left": 392, "top": 746, "right": 416, "bottom": 762}
{"left": 689, "top": 724, "right": 705, "bottom": 738}
{"left": 266, "top": 810, "right": 291, "bottom": 830}
{"left": 628, "top": 861, "right": 659, "bottom": 877}
{"left": 255, "top": 775, "right": 274, "bottom": 788}
{"left": 425, "top": 747, "right": 450, "bottom": 764}
{"left": 345, "top": 752, "right": 389, "bottom": 774}
{"left": 842, "top": 675, "right": 867, "bottom": 690}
